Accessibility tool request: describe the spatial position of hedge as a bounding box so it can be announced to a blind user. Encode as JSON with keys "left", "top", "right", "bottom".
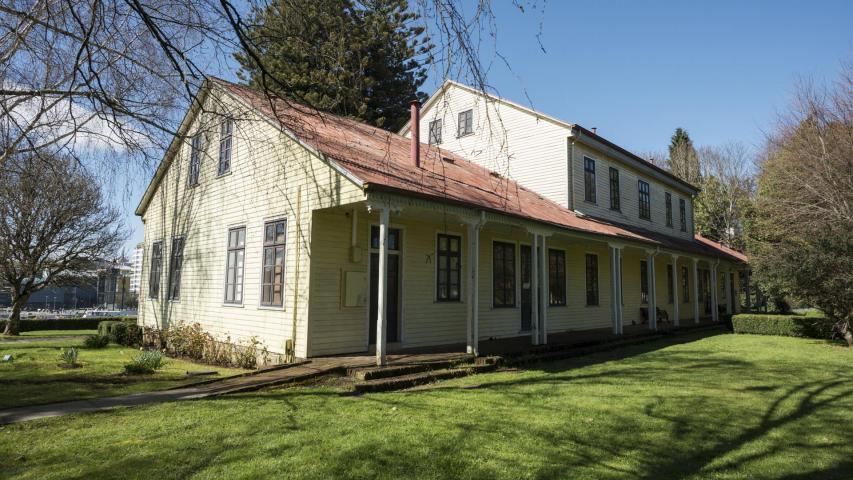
{"left": 732, "top": 314, "right": 836, "bottom": 339}
{"left": 0, "top": 316, "right": 134, "bottom": 332}
{"left": 98, "top": 319, "right": 142, "bottom": 346}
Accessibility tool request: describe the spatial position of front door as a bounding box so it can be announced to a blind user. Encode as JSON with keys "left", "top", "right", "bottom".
{"left": 369, "top": 226, "right": 401, "bottom": 344}
{"left": 520, "top": 245, "right": 532, "bottom": 331}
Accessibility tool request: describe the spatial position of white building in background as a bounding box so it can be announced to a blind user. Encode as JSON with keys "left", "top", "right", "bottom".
{"left": 130, "top": 242, "right": 144, "bottom": 294}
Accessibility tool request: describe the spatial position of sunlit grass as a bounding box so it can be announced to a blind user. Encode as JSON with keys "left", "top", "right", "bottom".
{"left": 0, "top": 337, "right": 246, "bottom": 409}
{"left": 1, "top": 333, "right": 850, "bottom": 479}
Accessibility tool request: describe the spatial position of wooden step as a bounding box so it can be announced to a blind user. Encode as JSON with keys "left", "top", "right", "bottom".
{"left": 352, "top": 363, "right": 497, "bottom": 393}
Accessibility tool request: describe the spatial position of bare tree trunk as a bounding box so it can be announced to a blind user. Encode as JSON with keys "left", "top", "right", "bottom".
{"left": 3, "top": 293, "right": 29, "bottom": 336}
{"left": 839, "top": 321, "right": 853, "bottom": 347}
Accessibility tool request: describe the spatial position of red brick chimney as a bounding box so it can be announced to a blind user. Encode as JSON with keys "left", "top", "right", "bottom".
{"left": 410, "top": 100, "right": 420, "bottom": 168}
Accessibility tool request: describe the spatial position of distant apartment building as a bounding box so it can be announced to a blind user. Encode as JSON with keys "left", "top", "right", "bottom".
{"left": 130, "top": 243, "right": 144, "bottom": 294}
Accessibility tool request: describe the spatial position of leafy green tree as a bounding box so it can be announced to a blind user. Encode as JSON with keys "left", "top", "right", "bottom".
{"left": 235, "top": 0, "right": 430, "bottom": 130}
{"left": 667, "top": 128, "right": 702, "bottom": 186}
{"left": 748, "top": 63, "right": 853, "bottom": 345}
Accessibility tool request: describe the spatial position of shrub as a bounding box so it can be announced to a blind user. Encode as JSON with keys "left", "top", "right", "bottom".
{"left": 58, "top": 347, "right": 80, "bottom": 367}
{"left": 155, "top": 322, "right": 268, "bottom": 369}
{"left": 98, "top": 320, "right": 141, "bottom": 346}
{"left": 83, "top": 334, "right": 110, "bottom": 348}
{"left": 732, "top": 314, "right": 836, "bottom": 339}
{"left": 124, "top": 350, "right": 167, "bottom": 374}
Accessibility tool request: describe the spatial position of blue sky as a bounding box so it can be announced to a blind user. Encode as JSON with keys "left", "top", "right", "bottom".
{"left": 120, "top": 0, "right": 853, "bottom": 252}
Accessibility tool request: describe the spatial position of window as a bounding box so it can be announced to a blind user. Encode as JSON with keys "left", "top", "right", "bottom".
{"left": 609, "top": 167, "right": 620, "bottom": 210}
{"left": 640, "top": 260, "right": 649, "bottom": 304}
{"left": 681, "top": 266, "right": 689, "bottom": 302}
{"left": 638, "top": 180, "right": 651, "bottom": 220}
{"left": 168, "top": 236, "right": 184, "bottom": 300}
{"left": 218, "top": 118, "right": 233, "bottom": 175}
{"left": 667, "top": 264, "right": 674, "bottom": 304}
{"left": 548, "top": 249, "right": 566, "bottom": 306}
{"left": 436, "top": 234, "right": 461, "bottom": 302}
{"left": 224, "top": 227, "right": 245, "bottom": 304}
{"left": 679, "top": 199, "right": 687, "bottom": 232}
{"left": 493, "top": 242, "right": 515, "bottom": 307}
{"left": 148, "top": 241, "right": 163, "bottom": 299}
{"left": 585, "top": 254, "right": 599, "bottom": 306}
{"left": 428, "top": 119, "right": 442, "bottom": 144}
{"left": 261, "top": 220, "right": 286, "bottom": 307}
{"left": 457, "top": 110, "right": 473, "bottom": 137}
{"left": 584, "top": 157, "right": 596, "bottom": 203}
{"left": 188, "top": 133, "right": 202, "bottom": 186}
{"left": 665, "top": 192, "right": 673, "bottom": 227}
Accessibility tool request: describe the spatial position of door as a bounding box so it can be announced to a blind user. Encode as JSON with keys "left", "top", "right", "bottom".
{"left": 369, "top": 226, "right": 401, "bottom": 344}
{"left": 520, "top": 245, "right": 532, "bottom": 331}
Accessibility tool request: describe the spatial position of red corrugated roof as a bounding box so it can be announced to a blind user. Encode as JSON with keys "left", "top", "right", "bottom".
{"left": 217, "top": 79, "right": 746, "bottom": 264}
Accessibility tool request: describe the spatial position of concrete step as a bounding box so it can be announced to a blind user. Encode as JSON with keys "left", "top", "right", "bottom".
{"left": 506, "top": 334, "right": 666, "bottom": 367}
{"left": 352, "top": 363, "right": 497, "bottom": 393}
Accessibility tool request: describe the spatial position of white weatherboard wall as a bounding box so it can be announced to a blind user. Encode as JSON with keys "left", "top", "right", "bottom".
{"left": 408, "top": 83, "right": 571, "bottom": 208}
{"left": 409, "top": 82, "right": 697, "bottom": 244}
{"left": 139, "top": 87, "right": 364, "bottom": 359}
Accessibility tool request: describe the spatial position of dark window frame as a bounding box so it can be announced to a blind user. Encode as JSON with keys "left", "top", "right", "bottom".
{"left": 168, "top": 236, "right": 184, "bottom": 301}
{"left": 188, "top": 133, "right": 202, "bottom": 186}
{"left": 493, "top": 241, "right": 516, "bottom": 308}
{"left": 638, "top": 180, "right": 651, "bottom": 220}
{"left": 148, "top": 241, "right": 163, "bottom": 299}
{"left": 585, "top": 253, "right": 599, "bottom": 306}
{"left": 640, "top": 260, "right": 649, "bottom": 304}
{"left": 584, "top": 156, "right": 597, "bottom": 203}
{"left": 218, "top": 118, "right": 233, "bottom": 175}
{"left": 457, "top": 109, "right": 473, "bottom": 137}
{"left": 609, "top": 167, "right": 620, "bottom": 211}
{"left": 681, "top": 265, "right": 690, "bottom": 302}
{"left": 428, "top": 119, "right": 443, "bottom": 144}
{"left": 665, "top": 192, "right": 673, "bottom": 227}
{"left": 224, "top": 226, "right": 246, "bottom": 304}
{"left": 436, "top": 233, "right": 462, "bottom": 302}
{"left": 548, "top": 249, "right": 566, "bottom": 306}
{"left": 261, "top": 219, "right": 287, "bottom": 307}
{"left": 679, "top": 199, "right": 687, "bottom": 232}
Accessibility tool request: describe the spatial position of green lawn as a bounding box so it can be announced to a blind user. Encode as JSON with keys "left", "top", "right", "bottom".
{"left": 1, "top": 333, "right": 850, "bottom": 479}
{"left": 0, "top": 337, "right": 246, "bottom": 409}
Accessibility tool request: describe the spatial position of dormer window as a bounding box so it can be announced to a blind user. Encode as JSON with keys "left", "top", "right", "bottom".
{"left": 457, "top": 109, "right": 473, "bottom": 137}
{"left": 428, "top": 119, "right": 442, "bottom": 144}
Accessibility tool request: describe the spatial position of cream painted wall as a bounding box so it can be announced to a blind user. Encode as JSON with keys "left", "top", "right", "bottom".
{"left": 139, "top": 87, "right": 364, "bottom": 358}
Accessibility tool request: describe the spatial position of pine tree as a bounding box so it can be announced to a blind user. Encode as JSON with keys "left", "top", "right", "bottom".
{"left": 234, "top": 0, "right": 430, "bottom": 130}
{"left": 667, "top": 128, "right": 701, "bottom": 186}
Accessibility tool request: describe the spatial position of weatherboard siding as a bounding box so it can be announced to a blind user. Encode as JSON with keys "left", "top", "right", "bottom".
{"left": 411, "top": 83, "right": 570, "bottom": 208}
{"left": 139, "top": 89, "right": 364, "bottom": 358}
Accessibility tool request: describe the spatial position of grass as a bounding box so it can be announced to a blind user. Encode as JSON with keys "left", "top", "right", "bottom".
{"left": 1, "top": 333, "right": 850, "bottom": 479}
{"left": 0, "top": 336, "right": 246, "bottom": 409}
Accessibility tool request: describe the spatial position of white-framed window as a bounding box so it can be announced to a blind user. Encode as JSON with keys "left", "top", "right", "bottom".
{"left": 436, "top": 233, "right": 461, "bottom": 301}
{"left": 168, "top": 236, "right": 185, "bottom": 300}
{"left": 224, "top": 226, "right": 245, "bottom": 304}
{"left": 428, "top": 119, "right": 442, "bottom": 144}
{"left": 457, "top": 109, "right": 473, "bottom": 137}
{"left": 261, "top": 219, "right": 286, "bottom": 307}
{"left": 188, "top": 134, "right": 202, "bottom": 186}
{"left": 148, "top": 241, "right": 163, "bottom": 299}
{"left": 218, "top": 118, "right": 233, "bottom": 175}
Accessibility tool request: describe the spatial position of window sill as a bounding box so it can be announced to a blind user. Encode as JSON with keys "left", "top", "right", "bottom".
{"left": 258, "top": 305, "right": 285, "bottom": 311}
{"left": 584, "top": 200, "right": 597, "bottom": 206}
{"left": 222, "top": 302, "right": 244, "bottom": 308}
{"left": 492, "top": 305, "right": 517, "bottom": 309}
{"left": 435, "top": 299, "right": 463, "bottom": 304}
{"left": 216, "top": 170, "right": 232, "bottom": 178}
{"left": 456, "top": 132, "right": 475, "bottom": 139}
{"left": 549, "top": 303, "right": 567, "bottom": 308}
{"left": 610, "top": 207, "right": 621, "bottom": 213}
{"left": 585, "top": 304, "right": 600, "bottom": 308}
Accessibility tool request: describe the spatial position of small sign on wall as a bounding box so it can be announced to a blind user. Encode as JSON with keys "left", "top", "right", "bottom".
{"left": 343, "top": 270, "right": 367, "bottom": 307}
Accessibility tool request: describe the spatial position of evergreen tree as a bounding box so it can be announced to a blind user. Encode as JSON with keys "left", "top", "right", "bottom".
{"left": 667, "top": 128, "right": 702, "bottom": 186}
{"left": 235, "top": 0, "right": 430, "bottom": 130}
